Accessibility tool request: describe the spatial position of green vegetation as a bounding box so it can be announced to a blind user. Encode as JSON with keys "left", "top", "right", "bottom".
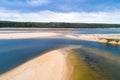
{"left": 68, "top": 47, "right": 120, "bottom": 80}
{"left": 0, "top": 21, "right": 120, "bottom": 28}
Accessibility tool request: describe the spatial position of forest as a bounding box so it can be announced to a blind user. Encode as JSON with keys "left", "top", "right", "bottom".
{"left": 0, "top": 21, "right": 120, "bottom": 28}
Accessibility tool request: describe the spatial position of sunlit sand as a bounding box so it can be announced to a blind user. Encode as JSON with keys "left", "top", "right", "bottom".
{"left": 0, "top": 49, "right": 72, "bottom": 80}
{"left": 0, "top": 32, "right": 60, "bottom": 39}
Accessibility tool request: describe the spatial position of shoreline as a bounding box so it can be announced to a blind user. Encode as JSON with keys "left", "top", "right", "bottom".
{"left": 65, "top": 34, "right": 120, "bottom": 45}
{"left": 0, "top": 49, "right": 73, "bottom": 80}
{"left": 0, "top": 32, "right": 60, "bottom": 39}
{"left": 0, "top": 30, "right": 120, "bottom": 46}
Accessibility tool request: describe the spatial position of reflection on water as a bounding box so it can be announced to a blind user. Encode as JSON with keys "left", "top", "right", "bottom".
{"left": 0, "top": 38, "right": 120, "bottom": 74}
{"left": 69, "top": 47, "right": 120, "bottom": 80}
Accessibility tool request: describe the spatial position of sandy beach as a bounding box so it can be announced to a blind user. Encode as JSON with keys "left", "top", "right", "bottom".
{"left": 0, "top": 49, "right": 72, "bottom": 80}
{"left": 0, "top": 32, "right": 60, "bottom": 39}
{"left": 65, "top": 34, "right": 120, "bottom": 44}
{"left": 0, "top": 29, "right": 120, "bottom": 46}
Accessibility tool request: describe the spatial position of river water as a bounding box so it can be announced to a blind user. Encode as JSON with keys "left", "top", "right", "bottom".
{"left": 72, "top": 28, "right": 120, "bottom": 34}
{"left": 0, "top": 29, "right": 120, "bottom": 79}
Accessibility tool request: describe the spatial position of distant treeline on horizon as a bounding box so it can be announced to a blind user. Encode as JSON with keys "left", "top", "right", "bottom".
{"left": 0, "top": 21, "right": 120, "bottom": 28}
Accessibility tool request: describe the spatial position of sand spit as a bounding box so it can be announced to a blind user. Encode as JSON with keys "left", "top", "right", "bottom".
{"left": 65, "top": 34, "right": 120, "bottom": 45}
{"left": 0, "top": 49, "right": 72, "bottom": 80}
{"left": 0, "top": 32, "right": 60, "bottom": 39}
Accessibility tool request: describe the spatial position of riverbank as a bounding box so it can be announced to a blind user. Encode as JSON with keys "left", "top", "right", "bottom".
{"left": 65, "top": 34, "right": 120, "bottom": 45}
{"left": 0, "top": 32, "right": 60, "bottom": 39}
{"left": 0, "top": 49, "right": 72, "bottom": 80}
{"left": 0, "top": 29, "right": 120, "bottom": 46}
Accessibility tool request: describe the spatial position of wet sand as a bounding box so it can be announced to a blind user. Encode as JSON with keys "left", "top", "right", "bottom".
{"left": 68, "top": 47, "right": 120, "bottom": 80}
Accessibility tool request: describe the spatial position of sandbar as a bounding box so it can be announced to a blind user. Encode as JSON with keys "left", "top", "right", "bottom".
{"left": 0, "top": 49, "right": 72, "bottom": 80}
{"left": 0, "top": 32, "right": 60, "bottom": 39}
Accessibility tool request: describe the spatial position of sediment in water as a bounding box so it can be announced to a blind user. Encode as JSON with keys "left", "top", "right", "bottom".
{"left": 67, "top": 47, "right": 120, "bottom": 80}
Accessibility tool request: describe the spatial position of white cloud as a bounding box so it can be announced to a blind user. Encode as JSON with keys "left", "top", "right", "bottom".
{"left": 27, "top": 0, "right": 50, "bottom": 6}
{"left": 0, "top": 8, "right": 120, "bottom": 24}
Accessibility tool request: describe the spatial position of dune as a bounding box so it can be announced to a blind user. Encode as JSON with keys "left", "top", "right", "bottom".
{"left": 0, "top": 49, "right": 72, "bottom": 80}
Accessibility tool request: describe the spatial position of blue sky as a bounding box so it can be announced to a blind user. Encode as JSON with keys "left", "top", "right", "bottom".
{"left": 0, "top": 0, "right": 120, "bottom": 23}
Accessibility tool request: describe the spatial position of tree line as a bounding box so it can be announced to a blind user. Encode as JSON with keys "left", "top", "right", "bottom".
{"left": 0, "top": 21, "right": 120, "bottom": 28}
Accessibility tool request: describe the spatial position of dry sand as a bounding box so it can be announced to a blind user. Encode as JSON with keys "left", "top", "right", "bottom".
{"left": 0, "top": 32, "right": 60, "bottom": 39}
{"left": 2, "top": 30, "right": 119, "bottom": 43}
{"left": 65, "top": 34, "right": 120, "bottom": 42}
{"left": 0, "top": 49, "right": 72, "bottom": 80}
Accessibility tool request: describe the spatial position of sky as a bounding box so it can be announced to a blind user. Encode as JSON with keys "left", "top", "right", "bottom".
{"left": 0, "top": 0, "right": 120, "bottom": 23}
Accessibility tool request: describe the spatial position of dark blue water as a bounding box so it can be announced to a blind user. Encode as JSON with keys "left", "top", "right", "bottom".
{"left": 0, "top": 38, "right": 120, "bottom": 74}
{"left": 72, "top": 28, "right": 120, "bottom": 34}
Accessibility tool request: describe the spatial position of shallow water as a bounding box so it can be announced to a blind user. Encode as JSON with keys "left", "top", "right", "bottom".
{"left": 72, "top": 28, "right": 120, "bottom": 34}
{"left": 69, "top": 47, "right": 120, "bottom": 80}
{"left": 0, "top": 38, "right": 120, "bottom": 74}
